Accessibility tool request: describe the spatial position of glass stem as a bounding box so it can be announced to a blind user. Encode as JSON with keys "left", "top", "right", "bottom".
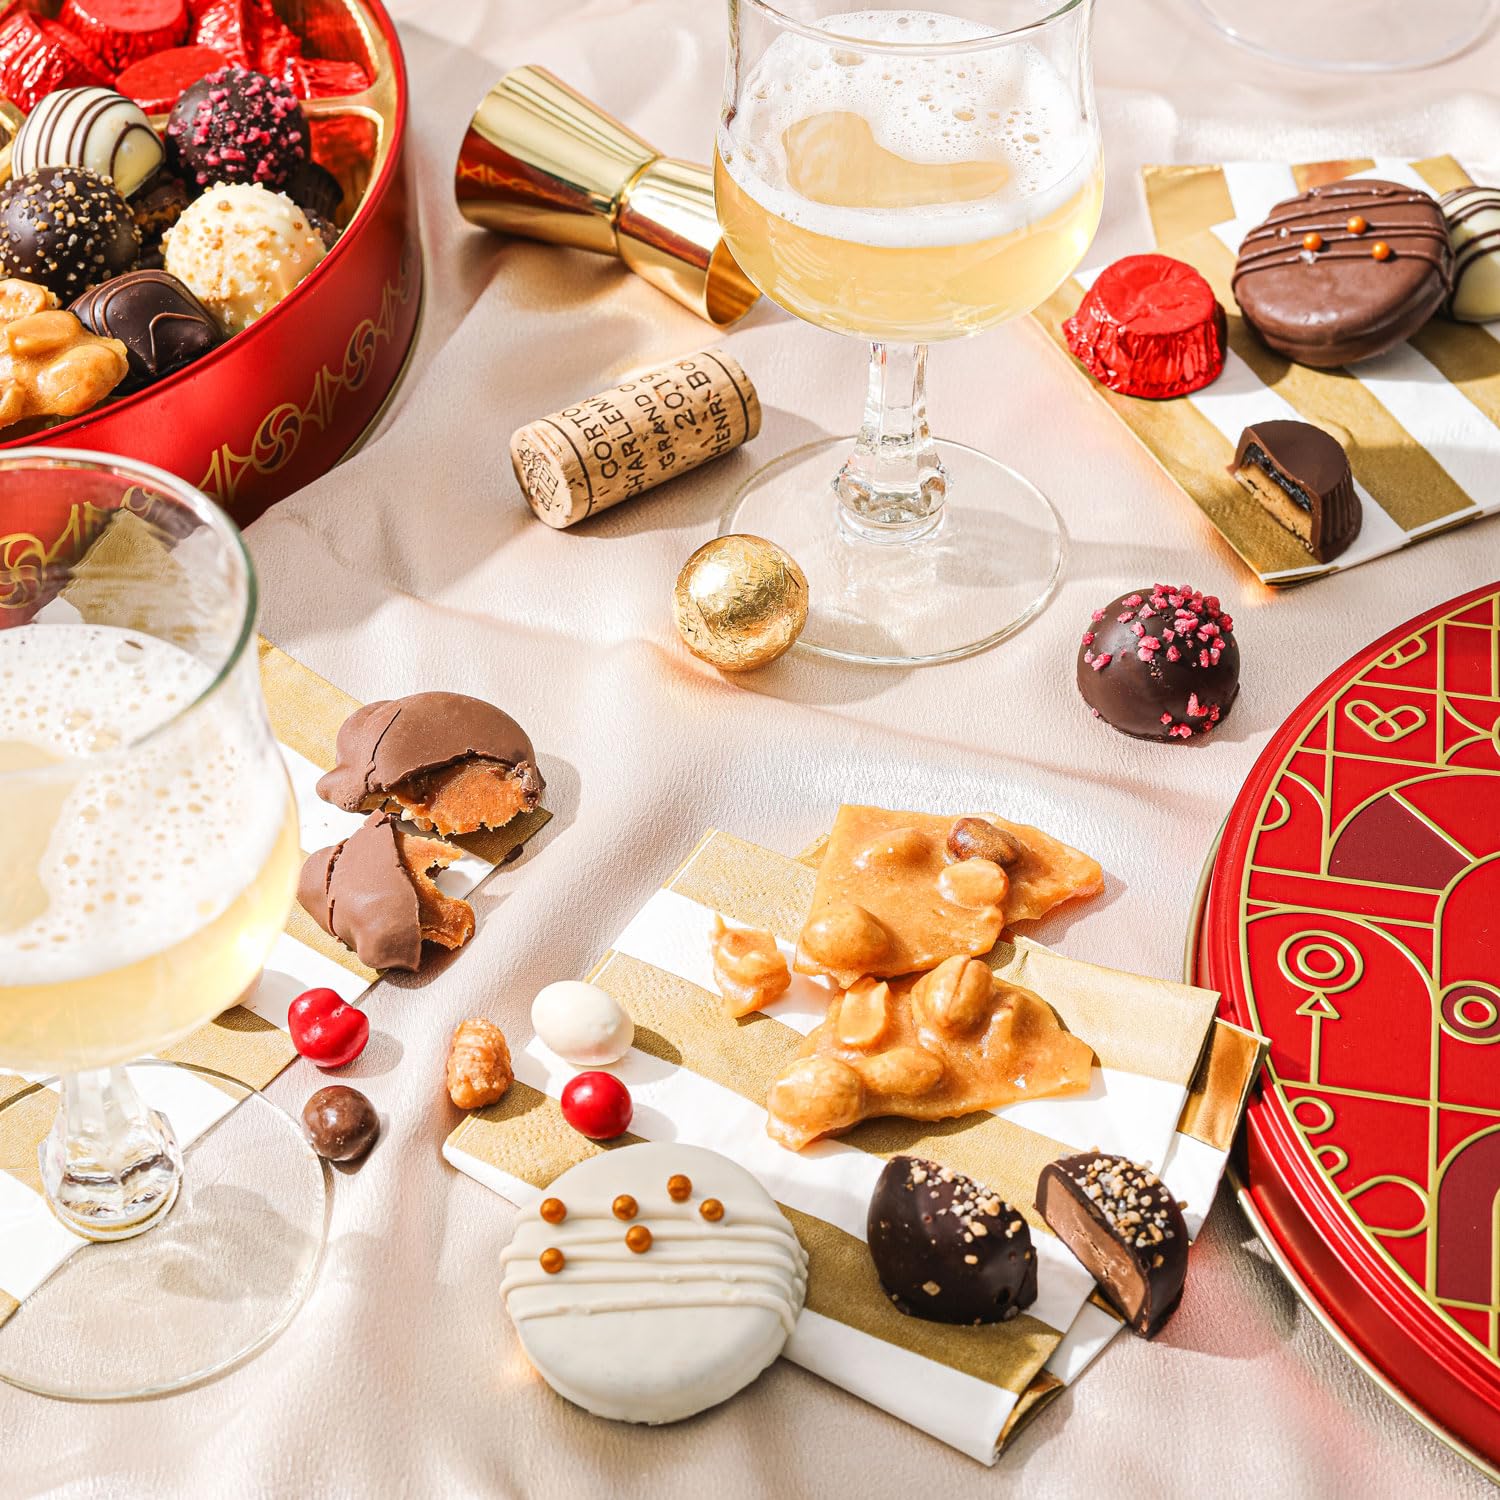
{"left": 835, "top": 341, "right": 947, "bottom": 540}
{"left": 40, "top": 1066, "right": 183, "bottom": 1241}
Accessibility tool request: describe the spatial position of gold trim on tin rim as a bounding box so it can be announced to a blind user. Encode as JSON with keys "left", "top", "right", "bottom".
{"left": 1183, "top": 833, "right": 1500, "bottom": 1486}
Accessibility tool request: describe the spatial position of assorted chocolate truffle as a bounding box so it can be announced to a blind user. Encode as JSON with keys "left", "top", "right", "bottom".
{"left": 162, "top": 180, "right": 326, "bottom": 333}
{"left": 866, "top": 1155, "right": 1037, "bottom": 1325}
{"left": 284, "top": 158, "right": 344, "bottom": 225}
{"left": 1063, "top": 253, "right": 1227, "bottom": 399}
{"left": 297, "top": 810, "right": 476, "bottom": 972}
{"left": 1440, "top": 185, "right": 1500, "bottom": 324}
{"left": 316, "top": 691, "right": 545, "bottom": 838}
{"left": 0, "top": 166, "right": 139, "bottom": 300}
{"left": 302, "top": 1084, "right": 380, "bottom": 1163}
{"left": 71, "top": 268, "right": 220, "bottom": 390}
{"left": 165, "top": 64, "right": 309, "bottom": 190}
{"left": 12, "top": 86, "right": 164, "bottom": 199}
{"left": 1036, "top": 1153, "right": 1188, "bottom": 1338}
{"left": 1078, "top": 584, "right": 1239, "bottom": 742}
{"left": 1230, "top": 419, "right": 1360, "bottom": 562}
{"left": 1232, "top": 180, "right": 1452, "bottom": 367}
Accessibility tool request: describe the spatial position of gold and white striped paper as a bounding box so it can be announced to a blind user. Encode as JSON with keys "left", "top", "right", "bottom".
{"left": 0, "top": 642, "right": 550, "bottom": 1325}
{"left": 1037, "top": 154, "right": 1499, "bottom": 584}
{"left": 444, "top": 828, "right": 1259, "bottom": 1463}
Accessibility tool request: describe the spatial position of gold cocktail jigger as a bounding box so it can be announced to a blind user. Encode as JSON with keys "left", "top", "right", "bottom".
{"left": 454, "top": 65, "right": 758, "bottom": 327}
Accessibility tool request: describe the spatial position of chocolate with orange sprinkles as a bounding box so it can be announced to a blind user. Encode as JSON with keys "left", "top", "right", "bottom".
{"left": 0, "top": 166, "right": 139, "bottom": 300}
{"left": 1077, "top": 584, "right": 1239, "bottom": 742}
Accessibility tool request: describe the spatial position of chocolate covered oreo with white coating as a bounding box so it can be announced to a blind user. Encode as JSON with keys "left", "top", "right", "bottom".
{"left": 1036, "top": 1152, "right": 1188, "bottom": 1338}
{"left": 1232, "top": 180, "right": 1451, "bottom": 367}
{"left": 316, "top": 691, "right": 544, "bottom": 837}
{"left": 866, "top": 1155, "right": 1037, "bottom": 1325}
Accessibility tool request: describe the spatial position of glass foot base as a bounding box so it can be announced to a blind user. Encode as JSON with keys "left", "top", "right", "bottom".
{"left": 0, "top": 1067, "right": 328, "bottom": 1400}
{"left": 721, "top": 435, "right": 1065, "bottom": 665}
{"left": 1192, "top": 0, "right": 1495, "bottom": 70}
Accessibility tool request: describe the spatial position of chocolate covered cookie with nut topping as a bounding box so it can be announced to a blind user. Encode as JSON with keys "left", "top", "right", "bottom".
{"left": 766, "top": 955, "right": 1094, "bottom": 1151}
{"left": 796, "top": 805, "right": 1102, "bottom": 986}
{"left": 317, "top": 691, "right": 544, "bottom": 838}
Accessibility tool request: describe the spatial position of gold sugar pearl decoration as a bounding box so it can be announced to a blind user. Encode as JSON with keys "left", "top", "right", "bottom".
{"left": 539, "top": 1197, "right": 567, "bottom": 1224}
{"left": 666, "top": 1174, "right": 693, "bottom": 1202}
{"left": 1346, "top": 214, "right": 1368, "bottom": 234}
{"left": 1371, "top": 241, "right": 1393, "bottom": 261}
{"left": 699, "top": 1198, "right": 725, "bottom": 1222}
{"left": 612, "top": 1193, "right": 639, "bottom": 1221}
{"left": 624, "top": 1224, "right": 653, "bottom": 1254}
{"left": 1302, "top": 231, "right": 1323, "bottom": 252}
{"left": 539, "top": 1247, "right": 565, "bottom": 1274}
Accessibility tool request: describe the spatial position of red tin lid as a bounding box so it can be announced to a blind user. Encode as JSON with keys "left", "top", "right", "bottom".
{"left": 1199, "top": 582, "right": 1500, "bottom": 1475}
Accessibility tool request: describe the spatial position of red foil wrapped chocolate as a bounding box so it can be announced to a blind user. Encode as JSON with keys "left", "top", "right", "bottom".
{"left": 1064, "top": 253, "right": 1228, "bottom": 400}
{"left": 115, "top": 42, "right": 227, "bottom": 111}
{"left": 1194, "top": 582, "right": 1500, "bottom": 1475}
{"left": 57, "top": 0, "right": 190, "bottom": 75}
{"left": 191, "top": 0, "right": 301, "bottom": 77}
{"left": 283, "top": 54, "right": 368, "bottom": 98}
{"left": 0, "top": 10, "right": 107, "bottom": 112}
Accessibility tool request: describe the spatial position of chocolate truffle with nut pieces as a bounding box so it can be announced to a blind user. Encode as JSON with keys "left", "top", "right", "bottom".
{"left": 1036, "top": 1152, "right": 1188, "bottom": 1338}
{"left": 317, "top": 691, "right": 544, "bottom": 838}
{"left": 1078, "top": 585, "right": 1239, "bottom": 742}
{"left": 1230, "top": 419, "right": 1360, "bottom": 563}
{"left": 867, "top": 1155, "right": 1037, "bottom": 1325}
{"left": 297, "top": 810, "right": 475, "bottom": 971}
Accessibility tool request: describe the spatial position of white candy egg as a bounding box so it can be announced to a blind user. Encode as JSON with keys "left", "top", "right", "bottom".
{"left": 530, "top": 981, "right": 634, "bottom": 1066}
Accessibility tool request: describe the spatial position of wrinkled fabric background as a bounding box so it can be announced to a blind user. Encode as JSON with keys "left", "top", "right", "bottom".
{"left": 8, "top": 2, "right": 1500, "bottom": 1494}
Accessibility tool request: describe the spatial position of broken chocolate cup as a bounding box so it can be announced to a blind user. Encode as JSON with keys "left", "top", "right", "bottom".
{"left": 1230, "top": 419, "right": 1360, "bottom": 563}
{"left": 1036, "top": 1152, "right": 1188, "bottom": 1338}
{"left": 297, "top": 810, "right": 475, "bottom": 971}
{"left": 867, "top": 1155, "right": 1037, "bottom": 1325}
{"left": 316, "top": 692, "right": 544, "bottom": 836}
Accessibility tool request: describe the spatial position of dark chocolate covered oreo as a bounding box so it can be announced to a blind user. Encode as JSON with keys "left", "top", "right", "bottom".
{"left": 1232, "top": 180, "right": 1451, "bottom": 367}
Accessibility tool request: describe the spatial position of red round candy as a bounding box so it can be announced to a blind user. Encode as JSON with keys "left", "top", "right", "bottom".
{"left": 115, "top": 43, "right": 226, "bottom": 113}
{"left": 1062, "top": 253, "right": 1227, "bottom": 400}
{"left": 287, "top": 987, "right": 369, "bottom": 1068}
{"left": 560, "top": 1072, "right": 633, "bottom": 1141}
{"left": 58, "top": 0, "right": 189, "bottom": 76}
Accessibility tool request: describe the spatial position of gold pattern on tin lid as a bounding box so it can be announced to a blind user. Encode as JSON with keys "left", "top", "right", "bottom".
{"left": 453, "top": 65, "right": 758, "bottom": 327}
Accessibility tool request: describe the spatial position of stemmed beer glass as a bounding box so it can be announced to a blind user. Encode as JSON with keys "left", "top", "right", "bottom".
{"left": 0, "top": 451, "right": 326, "bottom": 1399}
{"left": 716, "top": 0, "right": 1101, "bottom": 663}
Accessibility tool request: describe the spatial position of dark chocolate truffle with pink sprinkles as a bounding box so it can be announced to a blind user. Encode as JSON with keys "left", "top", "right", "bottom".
{"left": 165, "top": 64, "right": 308, "bottom": 190}
{"left": 1077, "top": 585, "right": 1239, "bottom": 742}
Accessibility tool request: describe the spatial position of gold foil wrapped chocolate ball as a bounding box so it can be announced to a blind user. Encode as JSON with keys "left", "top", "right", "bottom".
{"left": 672, "top": 535, "right": 809, "bottom": 672}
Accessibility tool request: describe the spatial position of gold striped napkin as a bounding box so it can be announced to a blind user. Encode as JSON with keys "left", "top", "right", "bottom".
{"left": 1036, "top": 154, "right": 1496, "bottom": 584}
{"left": 445, "top": 827, "right": 1262, "bottom": 1462}
{"left": 0, "top": 640, "right": 549, "bottom": 1327}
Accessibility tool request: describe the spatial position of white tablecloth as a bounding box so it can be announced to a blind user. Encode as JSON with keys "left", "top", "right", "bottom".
{"left": 7, "top": 2, "right": 1500, "bottom": 1493}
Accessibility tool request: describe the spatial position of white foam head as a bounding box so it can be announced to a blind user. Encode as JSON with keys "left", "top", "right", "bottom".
{"left": 720, "top": 8, "right": 1097, "bottom": 247}
{"left": 0, "top": 623, "right": 288, "bottom": 984}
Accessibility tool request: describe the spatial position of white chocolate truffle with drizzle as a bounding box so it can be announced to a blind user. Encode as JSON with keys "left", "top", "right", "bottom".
{"left": 500, "top": 1143, "right": 807, "bottom": 1424}
{"left": 1441, "top": 186, "right": 1500, "bottom": 323}
{"left": 162, "top": 181, "right": 326, "bottom": 334}
{"left": 13, "top": 87, "right": 164, "bottom": 199}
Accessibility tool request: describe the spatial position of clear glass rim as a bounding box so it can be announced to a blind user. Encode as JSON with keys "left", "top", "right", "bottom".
{"left": 737, "top": 0, "right": 1089, "bottom": 53}
{"left": 0, "top": 445, "right": 258, "bottom": 780}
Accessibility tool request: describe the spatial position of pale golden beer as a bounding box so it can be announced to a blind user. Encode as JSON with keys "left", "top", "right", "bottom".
{"left": 0, "top": 622, "right": 299, "bottom": 1075}
{"left": 715, "top": 9, "right": 1103, "bottom": 342}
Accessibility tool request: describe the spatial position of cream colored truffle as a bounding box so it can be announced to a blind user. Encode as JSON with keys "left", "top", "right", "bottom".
{"left": 162, "top": 182, "right": 326, "bottom": 335}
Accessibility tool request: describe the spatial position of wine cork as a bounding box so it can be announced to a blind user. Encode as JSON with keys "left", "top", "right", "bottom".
{"left": 510, "top": 350, "right": 761, "bottom": 529}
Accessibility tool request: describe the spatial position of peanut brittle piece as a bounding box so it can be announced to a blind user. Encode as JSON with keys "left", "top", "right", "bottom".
{"left": 710, "top": 917, "right": 791, "bottom": 1019}
{"left": 795, "top": 806, "right": 1008, "bottom": 985}
{"left": 766, "top": 956, "right": 1095, "bottom": 1151}
{"left": 949, "top": 813, "right": 1104, "bottom": 925}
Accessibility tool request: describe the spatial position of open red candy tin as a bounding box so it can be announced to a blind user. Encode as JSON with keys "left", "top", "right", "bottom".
{"left": 0, "top": 0, "right": 421, "bottom": 528}
{"left": 1193, "top": 581, "right": 1500, "bottom": 1477}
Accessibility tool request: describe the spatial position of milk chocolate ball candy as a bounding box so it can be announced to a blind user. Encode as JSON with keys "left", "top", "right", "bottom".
{"left": 302, "top": 1085, "right": 379, "bottom": 1162}
{"left": 1078, "top": 584, "right": 1239, "bottom": 742}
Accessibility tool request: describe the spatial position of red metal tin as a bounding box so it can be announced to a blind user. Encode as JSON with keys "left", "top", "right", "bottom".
{"left": 0, "top": 0, "right": 421, "bottom": 528}
{"left": 1196, "top": 583, "right": 1500, "bottom": 1476}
